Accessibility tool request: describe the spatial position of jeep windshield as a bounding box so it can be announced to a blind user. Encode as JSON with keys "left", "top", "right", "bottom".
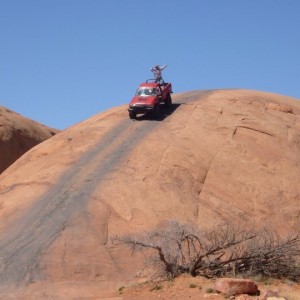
{"left": 135, "top": 87, "right": 157, "bottom": 96}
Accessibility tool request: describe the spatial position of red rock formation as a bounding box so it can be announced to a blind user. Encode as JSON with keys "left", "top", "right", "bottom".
{"left": 0, "top": 106, "right": 58, "bottom": 174}
{"left": 215, "top": 278, "right": 258, "bottom": 295}
{"left": 0, "top": 90, "right": 299, "bottom": 298}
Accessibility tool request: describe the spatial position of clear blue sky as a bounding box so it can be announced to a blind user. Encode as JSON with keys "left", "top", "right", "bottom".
{"left": 1, "top": 0, "right": 299, "bottom": 129}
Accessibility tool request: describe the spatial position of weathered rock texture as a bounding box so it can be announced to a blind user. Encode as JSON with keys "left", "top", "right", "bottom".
{"left": 0, "top": 106, "right": 58, "bottom": 174}
{"left": 0, "top": 89, "right": 299, "bottom": 298}
{"left": 260, "top": 290, "right": 280, "bottom": 300}
{"left": 215, "top": 278, "right": 258, "bottom": 295}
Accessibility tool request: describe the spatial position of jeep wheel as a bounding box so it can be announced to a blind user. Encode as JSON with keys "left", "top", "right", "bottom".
{"left": 164, "top": 94, "right": 172, "bottom": 108}
{"left": 153, "top": 105, "right": 160, "bottom": 119}
{"left": 129, "top": 111, "right": 136, "bottom": 119}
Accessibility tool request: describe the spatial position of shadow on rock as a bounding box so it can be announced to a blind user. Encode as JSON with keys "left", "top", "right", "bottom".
{"left": 134, "top": 103, "right": 181, "bottom": 121}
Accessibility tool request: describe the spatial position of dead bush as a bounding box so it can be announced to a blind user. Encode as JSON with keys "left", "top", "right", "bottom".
{"left": 114, "top": 220, "right": 300, "bottom": 281}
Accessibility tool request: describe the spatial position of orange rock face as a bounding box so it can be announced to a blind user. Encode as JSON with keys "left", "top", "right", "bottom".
{"left": 0, "top": 90, "right": 299, "bottom": 298}
{"left": 0, "top": 106, "right": 58, "bottom": 174}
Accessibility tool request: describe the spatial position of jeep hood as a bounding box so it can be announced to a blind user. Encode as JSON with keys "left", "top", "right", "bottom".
{"left": 129, "top": 96, "right": 156, "bottom": 106}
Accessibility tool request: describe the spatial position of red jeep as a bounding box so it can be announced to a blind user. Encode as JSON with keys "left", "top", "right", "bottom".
{"left": 128, "top": 79, "right": 173, "bottom": 119}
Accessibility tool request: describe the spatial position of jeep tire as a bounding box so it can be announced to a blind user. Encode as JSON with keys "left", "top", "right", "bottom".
{"left": 164, "top": 94, "right": 172, "bottom": 108}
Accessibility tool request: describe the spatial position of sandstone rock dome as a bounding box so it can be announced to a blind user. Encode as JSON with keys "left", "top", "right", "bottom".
{"left": 0, "top": 106, "right": 58, "bottom": 174}
{"left": 0, "top": 89, "right": 299, "bottom": 298}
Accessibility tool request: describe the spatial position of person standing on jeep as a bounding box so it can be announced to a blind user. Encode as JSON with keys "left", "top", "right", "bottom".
{"left": 151, "top": 64, "right": 167, "bottom": 83}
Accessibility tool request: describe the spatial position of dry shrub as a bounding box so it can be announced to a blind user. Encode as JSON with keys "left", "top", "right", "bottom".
{"left": 114, "top": 221, "right": 300, "bottom": 281}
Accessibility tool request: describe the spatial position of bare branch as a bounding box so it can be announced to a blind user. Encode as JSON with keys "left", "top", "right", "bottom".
{"left": 117, "top": 221, "right": 300, "bottom": 281}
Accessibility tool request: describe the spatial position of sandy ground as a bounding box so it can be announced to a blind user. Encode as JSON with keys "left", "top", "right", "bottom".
{"left": 111, "top": 274, "right": 300, "bottom": 300}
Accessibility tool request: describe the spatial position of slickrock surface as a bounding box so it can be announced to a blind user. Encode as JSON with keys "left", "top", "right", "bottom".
{"left": 0, "top": 89, "right": 299, "bottom": 298}
{"left": 0, "top": 106, "right": 58, "bottom": 174}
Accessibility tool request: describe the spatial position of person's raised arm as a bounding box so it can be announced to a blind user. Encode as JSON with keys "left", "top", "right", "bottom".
{"left": 160, "top": 64, "right": 167, "bottom": 71}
